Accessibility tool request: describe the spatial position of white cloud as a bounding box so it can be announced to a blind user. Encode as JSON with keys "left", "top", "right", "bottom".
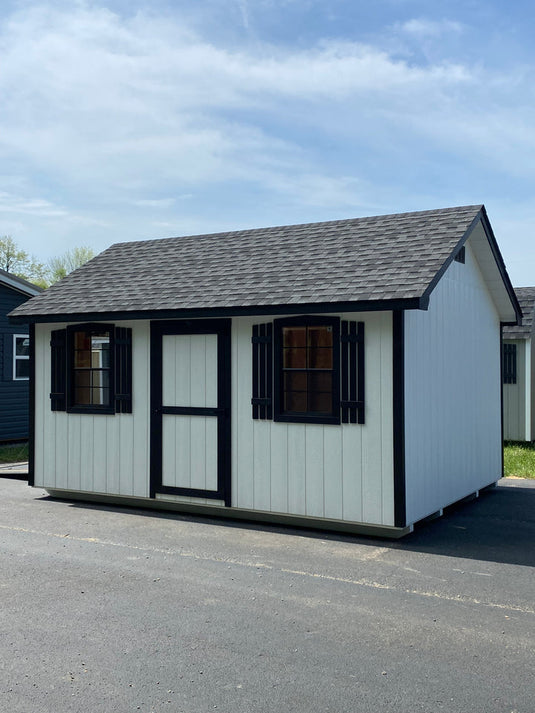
{"left": 399, "top": 18, "right": 464, "bottom": 38}
{"left": 0, "top": 2, "right": 534, "bottom": 282}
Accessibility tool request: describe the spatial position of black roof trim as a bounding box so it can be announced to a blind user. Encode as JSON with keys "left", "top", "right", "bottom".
{"left": 10, "top": 297, "right": 427, "bottom": 325}
{"left": 422, "top": 206, "right": 521, "bottom": 324}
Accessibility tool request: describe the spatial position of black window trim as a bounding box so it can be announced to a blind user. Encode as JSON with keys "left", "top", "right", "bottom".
{"left": 273, "top": 315, "right": 341, "bottom": 425}
{"left": 66, "top": 323, "right": 115, "bottom": 414}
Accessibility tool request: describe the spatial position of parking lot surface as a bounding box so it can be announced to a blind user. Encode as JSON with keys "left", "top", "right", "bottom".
{"left": 1, "top": 477, "right": 534, "bottom": 713}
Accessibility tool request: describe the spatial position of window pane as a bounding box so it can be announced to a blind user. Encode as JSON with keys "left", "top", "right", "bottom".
{"left": 309, "top": 372, "right": 332, "bottom": 394}
{"left": 284, "top": 390, "right": 307, "bottom": 413}
{"left": 74, "top": 386, "right": 91, "bottom": 405}
{"left": 308, "top": 326, "right": 332, "bottom": 348}
{"left": 308, "top": 348, "right": 333, "bottom": 369}
{"left": 15, "top": 337, "right": 30, "bottom": 356}
{"left": 74, "top": 332, "right": 91, "bottom": 350}
{"left": 15, "top": 360, "right": 29, "bottom": 379}
{"left": 283, "top": 347, "right": 307, "bottom": 369}
{"left": 74, "top": 350, "right": 91, "bottom": 368}
{"left": 91, "top": 387, "right": 110, "bottom": 406}
{"left": 283, "top": 327, "right": 306, "bottom": 348}
{"left": 308, "top": 391, "right": 332, "bottom": 414}
{"left": 284, "top": 371, "right": 307, "bottom": 392}
{"left": 91, "top": 370, "right": 110, "bottom": 389}
{"left": 75, "top": 371, "right": 91, "bottom": 388}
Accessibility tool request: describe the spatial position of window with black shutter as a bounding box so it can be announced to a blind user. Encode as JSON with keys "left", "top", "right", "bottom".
{"left": 50, "top": 324, "right": 132, "bottom": 414}
{"left": 252, "top": 316, "right": 365, "bottom": 425}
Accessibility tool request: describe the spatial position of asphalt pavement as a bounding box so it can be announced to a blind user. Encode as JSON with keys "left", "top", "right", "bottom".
{"left": 0, "top": 476, "right": 534, "bottom": 713}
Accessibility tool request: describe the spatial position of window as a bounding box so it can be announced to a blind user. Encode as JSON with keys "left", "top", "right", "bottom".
{"left": 50, "top": 324, "right": 132, "bottom": 414}
{"left": 71, "top": 327, "right": 112, "bottom": 408}
{"left": 503, "top": 343, "right": 517, "bottom": 384}
{"left": 252, "top": 316, "right": 365, "bottom": 425}
{"left": 276, "top": 317, "right": 339, "bottom": 423}
{"left": 13, "top": 334, "right": 30, "bottom": 380}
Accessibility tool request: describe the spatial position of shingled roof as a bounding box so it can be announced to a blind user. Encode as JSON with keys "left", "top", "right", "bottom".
{"left": 9, "top": 204, "right": 516, "bottom": 322}
{"left": 503, "top": 287, "right": 535, "bottom": 339}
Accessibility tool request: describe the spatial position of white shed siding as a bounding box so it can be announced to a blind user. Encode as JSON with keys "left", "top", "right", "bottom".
{"left": 34, "top": 321, "right": 151, "bottom": 497}
{"left": 404, "top": 243, "right": 502, "bottom": 525}
{"left": 231, "top": 312, "right": 395, "bottom": 526}
{"left": 35, "top": 313, "right": 394, "bottom": 526}
{"left": 502, "top": 339, "right": 527, "bottom": 441}
{"left": 530, "top": 338, "right": 535, "bottom": 441}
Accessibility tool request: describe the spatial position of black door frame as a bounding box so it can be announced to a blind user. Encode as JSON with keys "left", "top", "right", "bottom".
{"left": 149, "top": 319, "right": 232, "bottom": 506}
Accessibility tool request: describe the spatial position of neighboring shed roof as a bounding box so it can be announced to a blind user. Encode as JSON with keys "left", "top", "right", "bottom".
{"left": 503, "top": 287, "right": 535, "bottom": 339}
{"left": 9, "top": 204, "right": 518, "bottom": 322}
{"left": 0, "top": 269, "right": 43, "bottom": 298}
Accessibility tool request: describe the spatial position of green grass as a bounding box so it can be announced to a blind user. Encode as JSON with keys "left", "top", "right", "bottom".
{"left": 504, "top": 441, "right": 535, "bottom": 479}
{"left": 0, "top": 442, "right": 29, "bottom": 464}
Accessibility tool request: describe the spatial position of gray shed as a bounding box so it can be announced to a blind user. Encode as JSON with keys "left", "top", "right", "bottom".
{"left": 502, "top": 287, "right": 535, "bottom": 442}
{"left": 10, "top": 205, "right": 520, "bottom": 536}
{"left": 0, "top": 270, "right": 42, "bottom": 442}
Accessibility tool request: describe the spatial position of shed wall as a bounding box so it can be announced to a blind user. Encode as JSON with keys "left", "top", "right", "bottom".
{"left": 530, "top": 337, "right": 535, "bottom": 441}
{"left": 0, "top": 284, "right": 31, "bottom": 441}
{"left": 34, "top": 321, "right": 151, "bottom": 496}
{"left": 502, "top": 339, "right": 527, "bottom": 441}
{"left": 404, "top": 242, "right": 502, "bottom": 525}
{"left": 34, "top": 311, "right": 395, "bottom": 526}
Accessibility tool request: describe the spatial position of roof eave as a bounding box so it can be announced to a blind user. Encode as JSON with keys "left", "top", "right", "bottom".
{"left": 9, "top": 296, "right": 430, "bottom": 325}
{"left": 422, "top": 206, "right": 521, "bottom": 325}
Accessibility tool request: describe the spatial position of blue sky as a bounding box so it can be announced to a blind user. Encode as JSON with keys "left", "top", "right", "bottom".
{"left": 1, "top": 0, "right": 535, "bottom": 285}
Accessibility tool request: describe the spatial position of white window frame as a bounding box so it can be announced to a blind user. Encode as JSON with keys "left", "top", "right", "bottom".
{"left": 13, "top": 334, "right": 30, "bottom": 381}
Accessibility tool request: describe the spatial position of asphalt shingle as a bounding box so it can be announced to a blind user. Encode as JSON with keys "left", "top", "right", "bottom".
{"left": 503, "top": 287, "right": 535, "bottom": 339}
{"left": 10, "top": 205, "right": 484, "bottom": 319}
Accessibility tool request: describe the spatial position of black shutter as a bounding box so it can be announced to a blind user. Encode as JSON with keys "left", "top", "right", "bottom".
{"left": 251, "top": 323, "right": 273, "bottom": 419}
{"left": 115, "top": 327, "right": 133, "bottom": 413}
{"left": 50, "top": 329, "right": 67, "bottom": 411}
{"left": 503, "top": 343, "right": 517, "bottom": 385}
{"left": 340, "top": 321, "right": 365, "bottom": 424}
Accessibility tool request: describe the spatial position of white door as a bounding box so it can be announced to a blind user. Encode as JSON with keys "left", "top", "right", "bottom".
{"left": 150, "top": 321, "right": 231, "bottom": 505}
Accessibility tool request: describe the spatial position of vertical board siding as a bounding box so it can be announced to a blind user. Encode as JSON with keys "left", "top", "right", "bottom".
{"left": 34, "top": 321, "right": 150, "bottom": 497}
{"left": 404, "top": 241, "right": 503, "bottom": 525}
{"left": 0, "top": 284, "right": 32, "bottom": 441}
{"left": 232, "top": 313, "right": 394, "bottom": 526}
{"left": 502, "top": 340, "right": 526, "bottom": 441}
{"left": 37, "top": 313, "right": 394, "bottom": 527}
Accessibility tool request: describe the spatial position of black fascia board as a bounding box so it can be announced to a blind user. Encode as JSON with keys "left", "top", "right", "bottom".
{"left": 421, "top": 205, "right": 523, "bottom": 326}
{"left": 421, "top": 208, "right": 483, "bottom": 304}
{"left": 479, "top": 206, "right": 523, "bottom": 326}
{"left": 9, "top": 296, "right": 428, "bottom": 325}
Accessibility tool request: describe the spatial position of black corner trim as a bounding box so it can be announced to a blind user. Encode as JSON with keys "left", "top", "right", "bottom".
{"left": 393, "top": 310, "right": 406, "bottom": 528}
{"left": 28, "top": 323, "right": 35, "bottom": 487}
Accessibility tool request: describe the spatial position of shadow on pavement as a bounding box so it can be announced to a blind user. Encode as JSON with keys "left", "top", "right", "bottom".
{"left": 40, "top": 479, "right": 535, "bottom": 569}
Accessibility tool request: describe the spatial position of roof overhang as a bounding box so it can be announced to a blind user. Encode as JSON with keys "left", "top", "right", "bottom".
{"left": 9, "top": 296, "right": 429, "bottom": 325}
{"left": 423, "top": 207, "right": 521, "bottom": 326}
{"left": 0, "top": 271, "right": 42, "bottom": 298}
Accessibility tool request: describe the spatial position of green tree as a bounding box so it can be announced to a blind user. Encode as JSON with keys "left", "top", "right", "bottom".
{"left": 0, "top": 235, "right": 48, "bottom": 288}
{"left": 47, "top": 246, "right": 95, "bottom": 284}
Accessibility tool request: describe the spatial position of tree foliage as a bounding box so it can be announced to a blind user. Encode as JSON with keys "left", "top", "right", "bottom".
{"left": 0, "top": 236, "right": 95, "bottom": 288}
{"left": 0, "top": 235, "right": 48, "bottom": 288}
{"left": 47, "top": 246, "right": 96, "bottom": 284}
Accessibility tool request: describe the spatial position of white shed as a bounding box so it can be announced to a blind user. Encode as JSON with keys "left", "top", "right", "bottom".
{"left": 502, "top": 287, "right": 535, "bottom": 442}
{"left": 10, "top": 205, "right": 520, "bottom": 537}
